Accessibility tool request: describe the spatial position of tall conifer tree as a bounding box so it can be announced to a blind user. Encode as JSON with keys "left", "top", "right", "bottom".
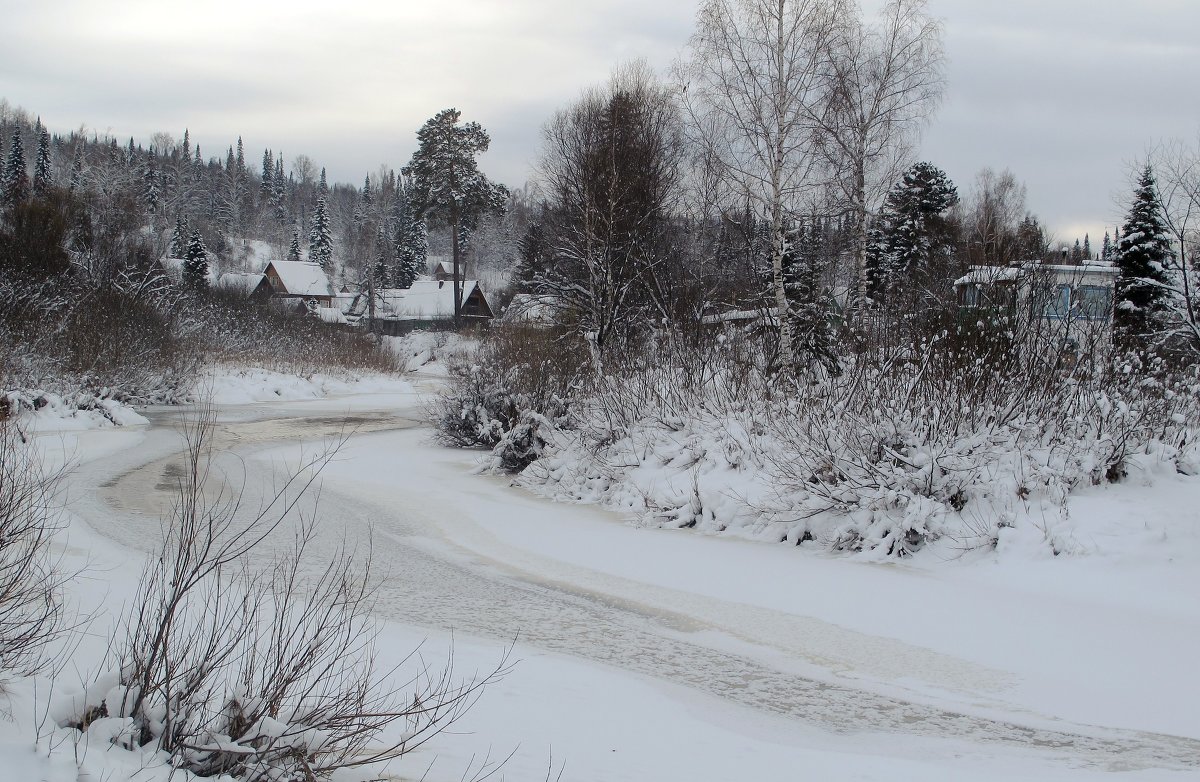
{"left": 308, "top": 197, "right": 333, "bottom": 271}
{"left": 3, "top": 128, "right": 29, "bottom": 206}
{"left": 1115, "top": 165, "right": 1173, "bottom": 342}
{"left": 183, "top": 229, "right": 209, "bottom": 289}
{"left": 33, "top": 128, "right": 52, "bottom": 195}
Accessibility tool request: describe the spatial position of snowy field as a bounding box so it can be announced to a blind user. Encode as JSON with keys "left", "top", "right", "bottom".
{"left": 4, "top": 371, "right": 1198, "bottom": 782}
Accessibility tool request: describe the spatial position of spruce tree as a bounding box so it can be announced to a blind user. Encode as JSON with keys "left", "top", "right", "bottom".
{"left": 865, "top": 161, "right": 958, "bottom": 300}
{"left": 393, "top": 216, "right": 426, "bottom": 289}
{"left": 287, "top": 226, "right": 302, "bottom": 262}
{"left": 372, "top": 222, "right": 391, "bottom": 288}
{"left": 362, "top": 174, "right": 373, "bottom": 206}
{"left": 143, "top": 150, "right": 159, "bottom": 213}
{"left": 515, "top": 221, "right": 547, "bottom": 291}
{"left": 1115, "top": 165, "right": 1173, "bottom": 341}
{"left": 318, "top": 167, "right": 328, "bottom": 196}
{"left": 170, "top": 217, "right": 189, "bottom": 258}
{"left": 183, "top": 229, "right": 209, "bottom": 289}
{"left": 783, "top": 221, "right": 838, "bottom": 375}
{"left": 308, "top": 197, "right": 333, "bottom": 271}
{"left": 272, "top": 157, "right": 287, "bottom": 222}
{"left": 33, "top": 128, "right": 52, "bottom": 195}
{"left": 181, "top": 129, "right": 191, "bottom": 163}
{"left": 260, "top": 149, "right": 273, "bottom": 201}
{"left": 236, "top": 137, "right": 246, "bottom": 179}
{"left": 3, "top": 128, "right": 29, "bottom": 206}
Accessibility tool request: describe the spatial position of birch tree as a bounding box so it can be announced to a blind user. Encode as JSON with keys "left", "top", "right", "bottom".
{"left": 1147, "top": 137, "right": 1200, "bottom": 355}
{"left": 818, "top": 0, "right": 945, "bottom": 317}
{"left": 678, "top": 0, "right": 841, "bottom": 370}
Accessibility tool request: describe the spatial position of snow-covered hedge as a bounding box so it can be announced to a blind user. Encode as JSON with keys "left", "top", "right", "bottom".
{"left": 453, "top": 326, "right": 1200, "bottom": 559}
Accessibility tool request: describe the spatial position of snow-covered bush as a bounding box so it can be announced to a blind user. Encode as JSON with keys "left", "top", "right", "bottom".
{"left": 510, "top": 322, "right": 1200, "bottom": 558}
{"left": 434, "top": 325, "right": 584, "bottom": 459}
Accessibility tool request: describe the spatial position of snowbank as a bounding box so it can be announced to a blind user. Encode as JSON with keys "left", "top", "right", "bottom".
{"left": 195, "top": 366, "right": 415, "bottom": 405}
{"left": 3, "top": 389, "right": 149, "bottom": 431}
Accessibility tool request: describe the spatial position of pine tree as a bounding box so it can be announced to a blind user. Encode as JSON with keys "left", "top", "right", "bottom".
{"left": 225, "top": 146, "right": 235, "bottom": 173}
{"left": 406, "top": 108, "right": 507, "bottom": 322}
{"left": 1102, "top": 231, "right": 1113, "bottom": 262}
{"left": 1115, "top": 165, "right": 1173, "bottom": 341}
{"left": 287, "top": 226, "right": 302, "bottom": 262}
{"left": 308, "top": 197, "right": 333, "bottom": 271}
{"left": 362, "top": 174, "right": 374, "bottom": 206}
{"left": 181, "top": 129, "right": 191, "bottom": 163}
{"left": 318, "top": 167, "right": 328, "bottom": 196}
{"left": 170, "top": 217, "right": 189, "bottom": 258}
{"left": 183, "top": 229, "right": 209, "bottom": 289}
{"left": 1083, "top": 233, "right": 1092, "bottom": 261}
{"left": 33, "top": 128, "right": 52, "bottom": 195}
{"left": 3, "top": 128, "right": 29, "bottom": 206}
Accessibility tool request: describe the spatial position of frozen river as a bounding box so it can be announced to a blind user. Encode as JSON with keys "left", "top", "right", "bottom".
{"left": 59, "top": 391, "right": 1200, "bottom": 781}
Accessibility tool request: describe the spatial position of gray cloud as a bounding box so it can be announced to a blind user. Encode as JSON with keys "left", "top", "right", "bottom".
{"left": 2, "top": 0, "right": 1196, "bottom": 243}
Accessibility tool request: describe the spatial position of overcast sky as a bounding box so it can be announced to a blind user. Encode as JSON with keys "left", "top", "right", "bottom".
{"left": 3, "top": 0, "right": 1197, "bottom": 244}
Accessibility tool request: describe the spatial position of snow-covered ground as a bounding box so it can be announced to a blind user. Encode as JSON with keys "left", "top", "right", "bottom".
{"left": 4, "top": 378, "right": 1197, "bottom": 782}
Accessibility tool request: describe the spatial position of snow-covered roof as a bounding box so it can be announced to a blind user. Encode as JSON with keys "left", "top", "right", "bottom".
{"left": 954, "top": 266, "right": 1022, "bottom": 287}
{"left": 264, "top": 261, "right": 334, "bottom": 297}
{"left": 1039, "top": 263, "right": 1118, "bottom": 275}
{"left": 313, "top": 307, "right": 348, "bottom": 325}
{"left": 216, "top": 272, "right": 265, "bottom": 295}
{"left": 954, "top": 262, "right": 1118, "bottom": 288}
{"left": 700, "top": 307, "right": 777, "bottom": 325}
{"left": 376, "top": 280, "right": 481, "bottom": 320}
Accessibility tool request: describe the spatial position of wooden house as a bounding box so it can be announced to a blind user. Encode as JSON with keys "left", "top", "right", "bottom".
{"left": 261, "top": 261, "right": 336, "bottom": 308}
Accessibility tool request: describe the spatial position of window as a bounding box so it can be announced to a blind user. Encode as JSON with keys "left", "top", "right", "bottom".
{"left": 1074, "top": 285, "right": 1112, "bottom": 320}
{"left": 1043, "top": 284, "right": 1071, "bottom": 319}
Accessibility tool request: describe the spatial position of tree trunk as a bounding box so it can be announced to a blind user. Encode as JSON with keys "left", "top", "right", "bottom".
{"left": 451, "top": 201, "right": 462, "bottom": 329}
{"left": 771, "top": 0, "right": 795, "bottom": 371}
{"left": 850, "top": 141, "right": 868, "bottom": 324}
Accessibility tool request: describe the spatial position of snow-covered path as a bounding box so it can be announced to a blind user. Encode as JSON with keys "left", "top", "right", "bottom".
{"left": 57, "top": 393, "right": 1200, "bottom": 781}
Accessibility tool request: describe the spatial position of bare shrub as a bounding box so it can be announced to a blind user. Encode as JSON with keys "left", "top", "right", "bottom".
{"left": 0, "top": 419, "right": 70, "bottom": 677}
{"left": 72, "top": 409, "right": 507, "bottom": 780}
{"left": 190, "top": 288, "right": 402, "bottom": 376}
